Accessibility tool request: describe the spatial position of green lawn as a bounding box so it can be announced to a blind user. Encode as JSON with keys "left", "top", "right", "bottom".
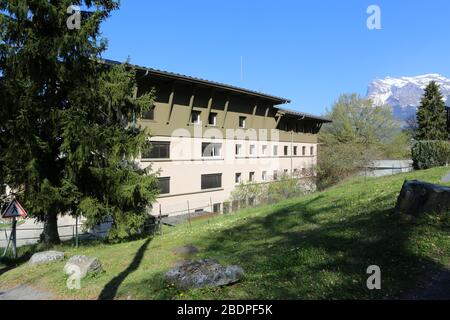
{"left": 2, "top": 167, "right": 450, "bottom": 300}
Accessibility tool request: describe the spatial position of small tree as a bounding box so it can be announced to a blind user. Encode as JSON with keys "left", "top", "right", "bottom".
{"left": 416, "top": 81, "right": 448, "bottom": 141}
{"left": 318, "top": 94, "right": 406, "bottom": 188}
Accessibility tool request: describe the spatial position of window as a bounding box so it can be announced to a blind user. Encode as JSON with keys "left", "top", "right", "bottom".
{"left": 235, "top": 173, "right": 242, "bottom": 184}
{"left": 208, "top": 113, "right": 217, "bottom": 126}
{"left": 273, "top": 145, "right": 278, "bottom": 156}
{"left": 310, "top": 146, "right": 314, "bottom": 156}
{"left": 302, "top": 146, "right": 306, "bottom": 156}
{"left": 142, "top": 106, "right": 155, "bottom": 120}
{"left": 249, "top": 172, "right": 255, "bottom": 182}
{"left": 273, "top": 171, "right": 278, "bottom": 180}
{"left": 202, "top": 143, "right": 222, "bottom": 157}
{"left": 157, "top": 177, "right": 170, "bottom": 194}
{"left": 201, "top": 174, "right": 222, "bottom": 190}
{"left": 284, "top": 169, "right": 289, "bottom": 174}
{"left": 262, "top": 171, "right": 267, "bottom": 181}
{"left": 192, "top": 111, "right": 201, "bottom": 124}
{"left": 239, "top": 116, "right": 247, "bottom": 128}
{"left": 295, "top": 124, "right": 300, "bottom": 133}
{"left": 293, "top": 146, "right": 298, "bottom": 156}
{"left": 235, "top": 144, "right": 242, "bottom": 156}
{"left": 284, "top": 122, "right": 289, "bottom": 131}
{"left": 262, "top": 145, "right": 268, "bottom": 155}
{"left": 249, "top": 145, "right": 256, "bottom": 156}
{"left": 213, "top": 203, "right": 221, "bottom": 213}
{"left": 142, "top": 141, "right": 170, "bottom": 159}
{"left": 284, "top": 146, "right": 289, "bottom": 156}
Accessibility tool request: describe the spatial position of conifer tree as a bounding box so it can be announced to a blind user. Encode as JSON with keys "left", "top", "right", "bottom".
{"left": 416, "top": 81, "right": 448, "bottom": 141}
{"left": 0, "top": 1, "right": 159, "bottom": 245}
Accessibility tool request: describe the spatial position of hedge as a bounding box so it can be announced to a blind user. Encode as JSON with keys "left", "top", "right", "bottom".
{"left": 412, "top": 140, "right": 450, "bottom": 170}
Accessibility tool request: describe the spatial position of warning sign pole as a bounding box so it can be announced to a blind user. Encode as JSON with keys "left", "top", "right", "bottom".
{"left": 1, "top": 197, "right": 27, "bottom": 259}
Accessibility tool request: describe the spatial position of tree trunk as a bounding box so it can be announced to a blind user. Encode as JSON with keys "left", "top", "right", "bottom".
{"left": 41, "top": 212, "right": 61, "bottom": 246}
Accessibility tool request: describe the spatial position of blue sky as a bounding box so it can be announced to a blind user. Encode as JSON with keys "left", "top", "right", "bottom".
{"left": 100, "top": 0, "right": 450, "bottom": 116}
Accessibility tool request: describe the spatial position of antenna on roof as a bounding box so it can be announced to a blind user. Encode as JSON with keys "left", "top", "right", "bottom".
{"left": 240, "top": 56, "right": 244, "bottom": 82}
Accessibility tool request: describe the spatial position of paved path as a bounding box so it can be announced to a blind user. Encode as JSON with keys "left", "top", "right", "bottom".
{"left": 402, "top": 267, "right": 450, "bottom": 300}
{"left": 0, "top": 285, "right": 54, "bottom": 300}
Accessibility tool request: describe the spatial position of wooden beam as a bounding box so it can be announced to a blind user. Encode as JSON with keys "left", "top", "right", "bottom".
{"left": 166, "top": 84, "right": 176, "bottom": 124}
{"left": 275, "top": 114, "right": 283, "bottom": 128}
{"left": 133, "top": 85, "right": 138, "bottom": 99}
{"left": 263, "top": 106, "right": 270, "bottom": 128}
{"left": 204, "top": 92, "right": 214, "bottom": 126}
{"left": 222, "top": 95, "right": 231, "bottom": 128}
{"left": 250, "top": 103, "right": 258, "bottom": 127}
{"left": 187, "top": 88, "right": 196, "bottom": 125}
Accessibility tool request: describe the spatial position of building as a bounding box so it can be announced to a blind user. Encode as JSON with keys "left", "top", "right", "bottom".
{"left": 115, "top": 61, "right": 331, "bottom": 217}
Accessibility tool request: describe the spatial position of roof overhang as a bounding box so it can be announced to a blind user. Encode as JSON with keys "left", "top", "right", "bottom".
{"left": 103, "top": 59, "right": 290, "bottom": 105}
{"left": 276, "top": 107, "right": 332, "bottom": 123}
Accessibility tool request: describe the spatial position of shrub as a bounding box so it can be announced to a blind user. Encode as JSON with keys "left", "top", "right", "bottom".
{"left": 230, "top": 174, "right": 314, "bottom": 207}
{"left": 317, "top": 143, "right": 377, "bottom": 190}
{"left": 412, "top": 140, "right": 450, "bottom": 170}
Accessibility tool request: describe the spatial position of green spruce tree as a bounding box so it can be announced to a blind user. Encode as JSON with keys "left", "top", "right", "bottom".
{"left": 416, "top": 81, "right": 448, "bottom": 141}
{"left": 0, "top": 1, "right": 159, "bottom": 245}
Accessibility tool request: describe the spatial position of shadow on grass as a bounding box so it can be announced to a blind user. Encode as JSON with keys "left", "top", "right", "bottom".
{"left": 0, "top": 244, "right": 41, "bottom": 276}
{"left": 154, "top": 191, "right": 450, "bottom": 300}
{"left": 98, "top": 237, "right": 152, "bottom": 300}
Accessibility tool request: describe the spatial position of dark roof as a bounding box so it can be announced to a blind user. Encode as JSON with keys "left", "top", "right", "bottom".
{"left": 276, "top": 107, "right": 332, "bottom": 123}
{"left": 103, "top": 59, "right": 290, "bottom": 105}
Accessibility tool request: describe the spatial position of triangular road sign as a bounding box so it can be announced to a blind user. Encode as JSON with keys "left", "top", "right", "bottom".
{"left": 2, "top": 200, "right": 27, "bottom": 218}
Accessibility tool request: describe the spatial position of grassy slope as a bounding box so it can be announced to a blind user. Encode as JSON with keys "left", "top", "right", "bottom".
{"left": 2, "top": 167, "right": 450, "bottom": 300}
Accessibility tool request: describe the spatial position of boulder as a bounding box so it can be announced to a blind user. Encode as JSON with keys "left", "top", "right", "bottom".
{"left": 396, "top": 180, "right": 450, "bottom": 217}
{"left": 165, "top": 259, "right": 244, "bottom": 290}
{"left": 29, "top": 251, "right": 64, "bottom": 265}
{"left": 63, "top": 255, "right": 103, "bottom": 279}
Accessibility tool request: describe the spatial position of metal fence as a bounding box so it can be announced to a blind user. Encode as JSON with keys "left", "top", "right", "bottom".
{"left": 0, "top": 219, "right": 163, "bottom": 250}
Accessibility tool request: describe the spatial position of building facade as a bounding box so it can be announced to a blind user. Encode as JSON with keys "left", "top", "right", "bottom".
{"left": 128, "top": 62, "right": 331, "bottom": 217}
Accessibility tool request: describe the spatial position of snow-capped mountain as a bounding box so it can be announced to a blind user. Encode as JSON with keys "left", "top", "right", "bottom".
{"left": 366, "top": 74, "right": 450, "bottom": 123}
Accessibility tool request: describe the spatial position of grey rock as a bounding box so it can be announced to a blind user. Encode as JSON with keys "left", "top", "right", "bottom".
{"left": 63, "top": 255, "right": 103, "bottom": 279}
{"left": 29, "top": 251, "right": 64, "bottom": 265}
{"left": 173, "top": 259, "right": 193, "bottom": 268}
{"left": 165, "top": 259, "right": 244, "bottom": 290}
{"left": 396, "top": 180, "right": 450, "bottom": 217}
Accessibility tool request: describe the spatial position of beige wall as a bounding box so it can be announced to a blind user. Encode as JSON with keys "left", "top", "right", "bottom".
{"left": 141, "top": 136, "right": 317, "bottom": 217}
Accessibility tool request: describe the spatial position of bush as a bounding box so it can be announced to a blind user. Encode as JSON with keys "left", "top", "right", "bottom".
{"left": 412, "top": 140, "right": 450, "bottom": 170}
{"left": 317, "top": 143, "right": 377, "bottom": 190}
{"left": 230, "top": 174, "right": 314, "bottom": 208}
